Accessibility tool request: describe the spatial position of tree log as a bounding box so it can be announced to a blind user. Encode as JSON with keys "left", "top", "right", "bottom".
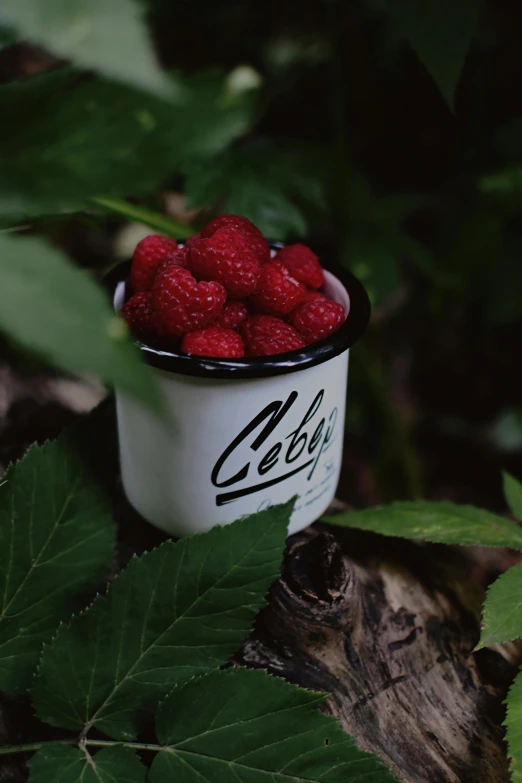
{"left": 238, "top": 518, "right": 520, "bottom": 783}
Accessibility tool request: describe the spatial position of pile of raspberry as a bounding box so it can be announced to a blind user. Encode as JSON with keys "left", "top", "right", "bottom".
{"left": 123, "top": 215, "right": 346, "bottom": 359}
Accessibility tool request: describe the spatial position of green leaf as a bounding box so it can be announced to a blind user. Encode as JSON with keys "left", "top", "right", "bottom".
{"left": 226, "top": 181, "right": 307, "bottom": 239}
{"left": 184, "top": 139, "right": 330, "bottom": 239}
{"left": 0, "top": 0, "right": 174, "bottom": 98}
{"left": 386, "top": 0, "right": 482, "bottom": 107}
{"left": 0, "top": 25, "right": 18, "bottom": 50}
{"left": 323, "top": 501, "right": 522, "bottom": 549}
{"left": 0, "top": 68, "right": 258, "bottom": 221}
{"left": 29, "top": 744, "right": 146, "bottom": 783}
{"left": 479, "top": 167, "right": 522, "bottom": 196}
{"left": 344, "top": 234, "right": 400, "bottom": 308}
{"left": 0, "top": 234, "right": 162, "bottom": 412}
{"left": 385, "top": 229, "right": 458, "bottom": 288}
{"left": 504, "top": 668, "right": 522, "bottom": 781}
{"left": 150, "top": 668, "right": 398, "bottom": 782}
{"left": 33, "top": 501, "right": 294, "bottom": 740}
{"left": 92, "top": 197, "right": 192, "bottom": 239}
{"left": 504, "top": 472, "right": 522, "bottom": 521}
{"left": 477, "top": 564, "right": 522, "bottom": 649}
{"left": 0, "top": 404, "right": 116, "bottom": 694}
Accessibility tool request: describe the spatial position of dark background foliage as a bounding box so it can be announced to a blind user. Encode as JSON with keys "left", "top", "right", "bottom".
{"left": 1, "top": 0, "right": 521, "bottom": 511}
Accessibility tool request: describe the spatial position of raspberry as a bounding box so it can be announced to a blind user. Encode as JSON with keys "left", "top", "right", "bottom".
{"left": 183, "top": 233, "right": 200, "bottom": 250}
{"left": 300, "top": 289, "right": 329, "bottom": 305}
{"left": 151, "top": 265, "right": 226, "bottom": 337}
{"left": 122, "top": 292, "right": 157, "bottom": 344}
{"left": 241, "top": 315, "right": 306, "bottom": 356}
{"left": 201, "top": 214, "right": 270, "bottom": 264}
{"left": 290, "top": 300, "right": 345, "bottom": 344}
{"left": 214, "top": 300, "right": 249, "bottom": 331}
{"left": 249, "top": 261, "right": 306, "bottom": 315}
{"left": 275, "top": 244, "right": 324, "bottom": 289}
{"left": 157, "top": 245, "right": 190, "bottom": 276}
{"left": 189, "top": 227, "right": 261, "bottom": 298}
{"left": 182, "top": 327, "right": 245, "bottom": 358}
{"left": 131, "top": 235, "right": 179, "bottom": 293}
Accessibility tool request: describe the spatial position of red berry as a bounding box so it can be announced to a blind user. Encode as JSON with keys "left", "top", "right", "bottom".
{"left": 275, "top": 244, "right": 324, "bottom": 289}
{"left": 157, "top": 245, "right": 190, "bottom": 276}
{"left": 249, "top": 261, "right": 306, "bottom": 315}
{"left": 290, "top": 300, "right": 345, "bottom": 344}
{"left": 214, "top": 300, "right": 249, "bottom": 331}
{"left": 131, "top": 235, "right": 179, "bottom": 292}
{"left": 241, "top": 315, "right": 306, "bottom": 356}
{"left": 201, "top": 214, "right": 270, "bottom": 264}
{"left": 184, "top": 233, "right": 200, "bottom": 250}
{"left": 189, "top": 227, "right": 261, "bottom": 298}
{"left": 151, "top": 265, "right": 226, "bottom": 337}
{"left": 300, "top": 289, "right": 329, "bottom": 305}
{"left": 122, "top": 292, "right": 157, "bottom": 343}
{"left": 182, "top": 327, "right": 245, "bottom": 358}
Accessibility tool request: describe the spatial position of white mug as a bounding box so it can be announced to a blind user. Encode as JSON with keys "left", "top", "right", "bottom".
{"left": 111, "top": 252, "right": 370, "bottom": 537}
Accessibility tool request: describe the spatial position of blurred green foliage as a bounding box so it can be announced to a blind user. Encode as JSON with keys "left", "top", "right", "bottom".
{"left": 0, "top": 0, "right": 521, "bottom": 495}
{"left": 0, "top": 0, "right": 174, "bottom": 96}
{"left": 0, "top": 67, "right": 258, "bottom": 221}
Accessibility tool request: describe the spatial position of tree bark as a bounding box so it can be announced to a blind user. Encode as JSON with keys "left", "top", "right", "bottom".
{"left": 238, "top": 513, "right": 520, "bottom": 783}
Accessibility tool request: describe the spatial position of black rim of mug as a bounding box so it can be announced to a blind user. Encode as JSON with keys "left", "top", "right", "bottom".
{"left": 106, "top": 244, "right": 371, "bottom": 379}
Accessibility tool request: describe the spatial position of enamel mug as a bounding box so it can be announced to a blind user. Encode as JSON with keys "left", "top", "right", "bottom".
{"left": 111, "top": 251, "right": 370, "bottom": 537}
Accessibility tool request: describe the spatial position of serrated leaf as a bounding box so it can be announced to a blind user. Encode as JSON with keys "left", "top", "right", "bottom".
{"left": 504, "top": 667, "right": 522, "bottom": 781}
{"left": 150, "top": 668, "right": 398, "bottom": 782}
{"left": 0, "top": 68, "right": 258, "bottom": 221}
{"left": 0, "top": 0, "right": 174, "bottom": 99}
{"left": 386, "top": 0, "right": 482, "bottom": 107}
{"left": 477, "top": 564, "right": 522, "bottom": 649}
{"left": 0, "top": 404, "right": 116, "bottom": 694}
{"left": 0, "top": 234, "right": 162, "bottom": 412}
{"left": 33, "top": 501, "right": 293, "bottom": 740}
{"left": 29, "top": 743, "right": 146, "bottom": 783}
{"left": 323, "top": 501, "right": 522, "bottom": 549}
{"left": 504, "top": 472, "right": 522, "bottom": 521}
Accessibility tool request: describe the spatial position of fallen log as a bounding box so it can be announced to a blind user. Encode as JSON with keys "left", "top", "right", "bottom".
{"left": 238, "top": 516, "right": 520, "bottom": 783}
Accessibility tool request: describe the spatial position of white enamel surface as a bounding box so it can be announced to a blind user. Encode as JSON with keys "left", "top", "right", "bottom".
{"left": 115, "top": 271, "right": 351, "bottom": 537}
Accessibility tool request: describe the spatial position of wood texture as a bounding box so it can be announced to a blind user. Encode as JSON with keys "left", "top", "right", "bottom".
{"left": 239, "top": 519, "right": 520, "bottom": 783}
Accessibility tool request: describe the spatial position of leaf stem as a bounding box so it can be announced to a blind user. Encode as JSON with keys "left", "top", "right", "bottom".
{"left": 0, "top": 738, "right": 163, "bottom": 756}
{"left": 86, "top": 739, "right": 162, "bottom": 752}
{"left": 0, "top": 740, "right": 74, "bottom": 756}
{"left": 0, "top": 224, "right": 32, "bottom": 234}
{"left": 92, "top": 196, "right": 193, "bottom": 239}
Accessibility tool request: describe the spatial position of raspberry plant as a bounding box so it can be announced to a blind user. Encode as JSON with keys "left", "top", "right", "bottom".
{"left": 3, "top": 402, "right": 522, "bottom": 781}
{"left": 0, "top": 404, "right": 398, "bottom": 782}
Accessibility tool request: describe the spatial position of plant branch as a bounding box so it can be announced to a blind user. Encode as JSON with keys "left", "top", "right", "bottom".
{"left": 0, "top": 737, "right": 164, "bottom": 757}
{"left": 0, "top": 740, "right": 75, "bottom": 756}
{"left": 86, "top": 739, "right": 163, "bottom": 752}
